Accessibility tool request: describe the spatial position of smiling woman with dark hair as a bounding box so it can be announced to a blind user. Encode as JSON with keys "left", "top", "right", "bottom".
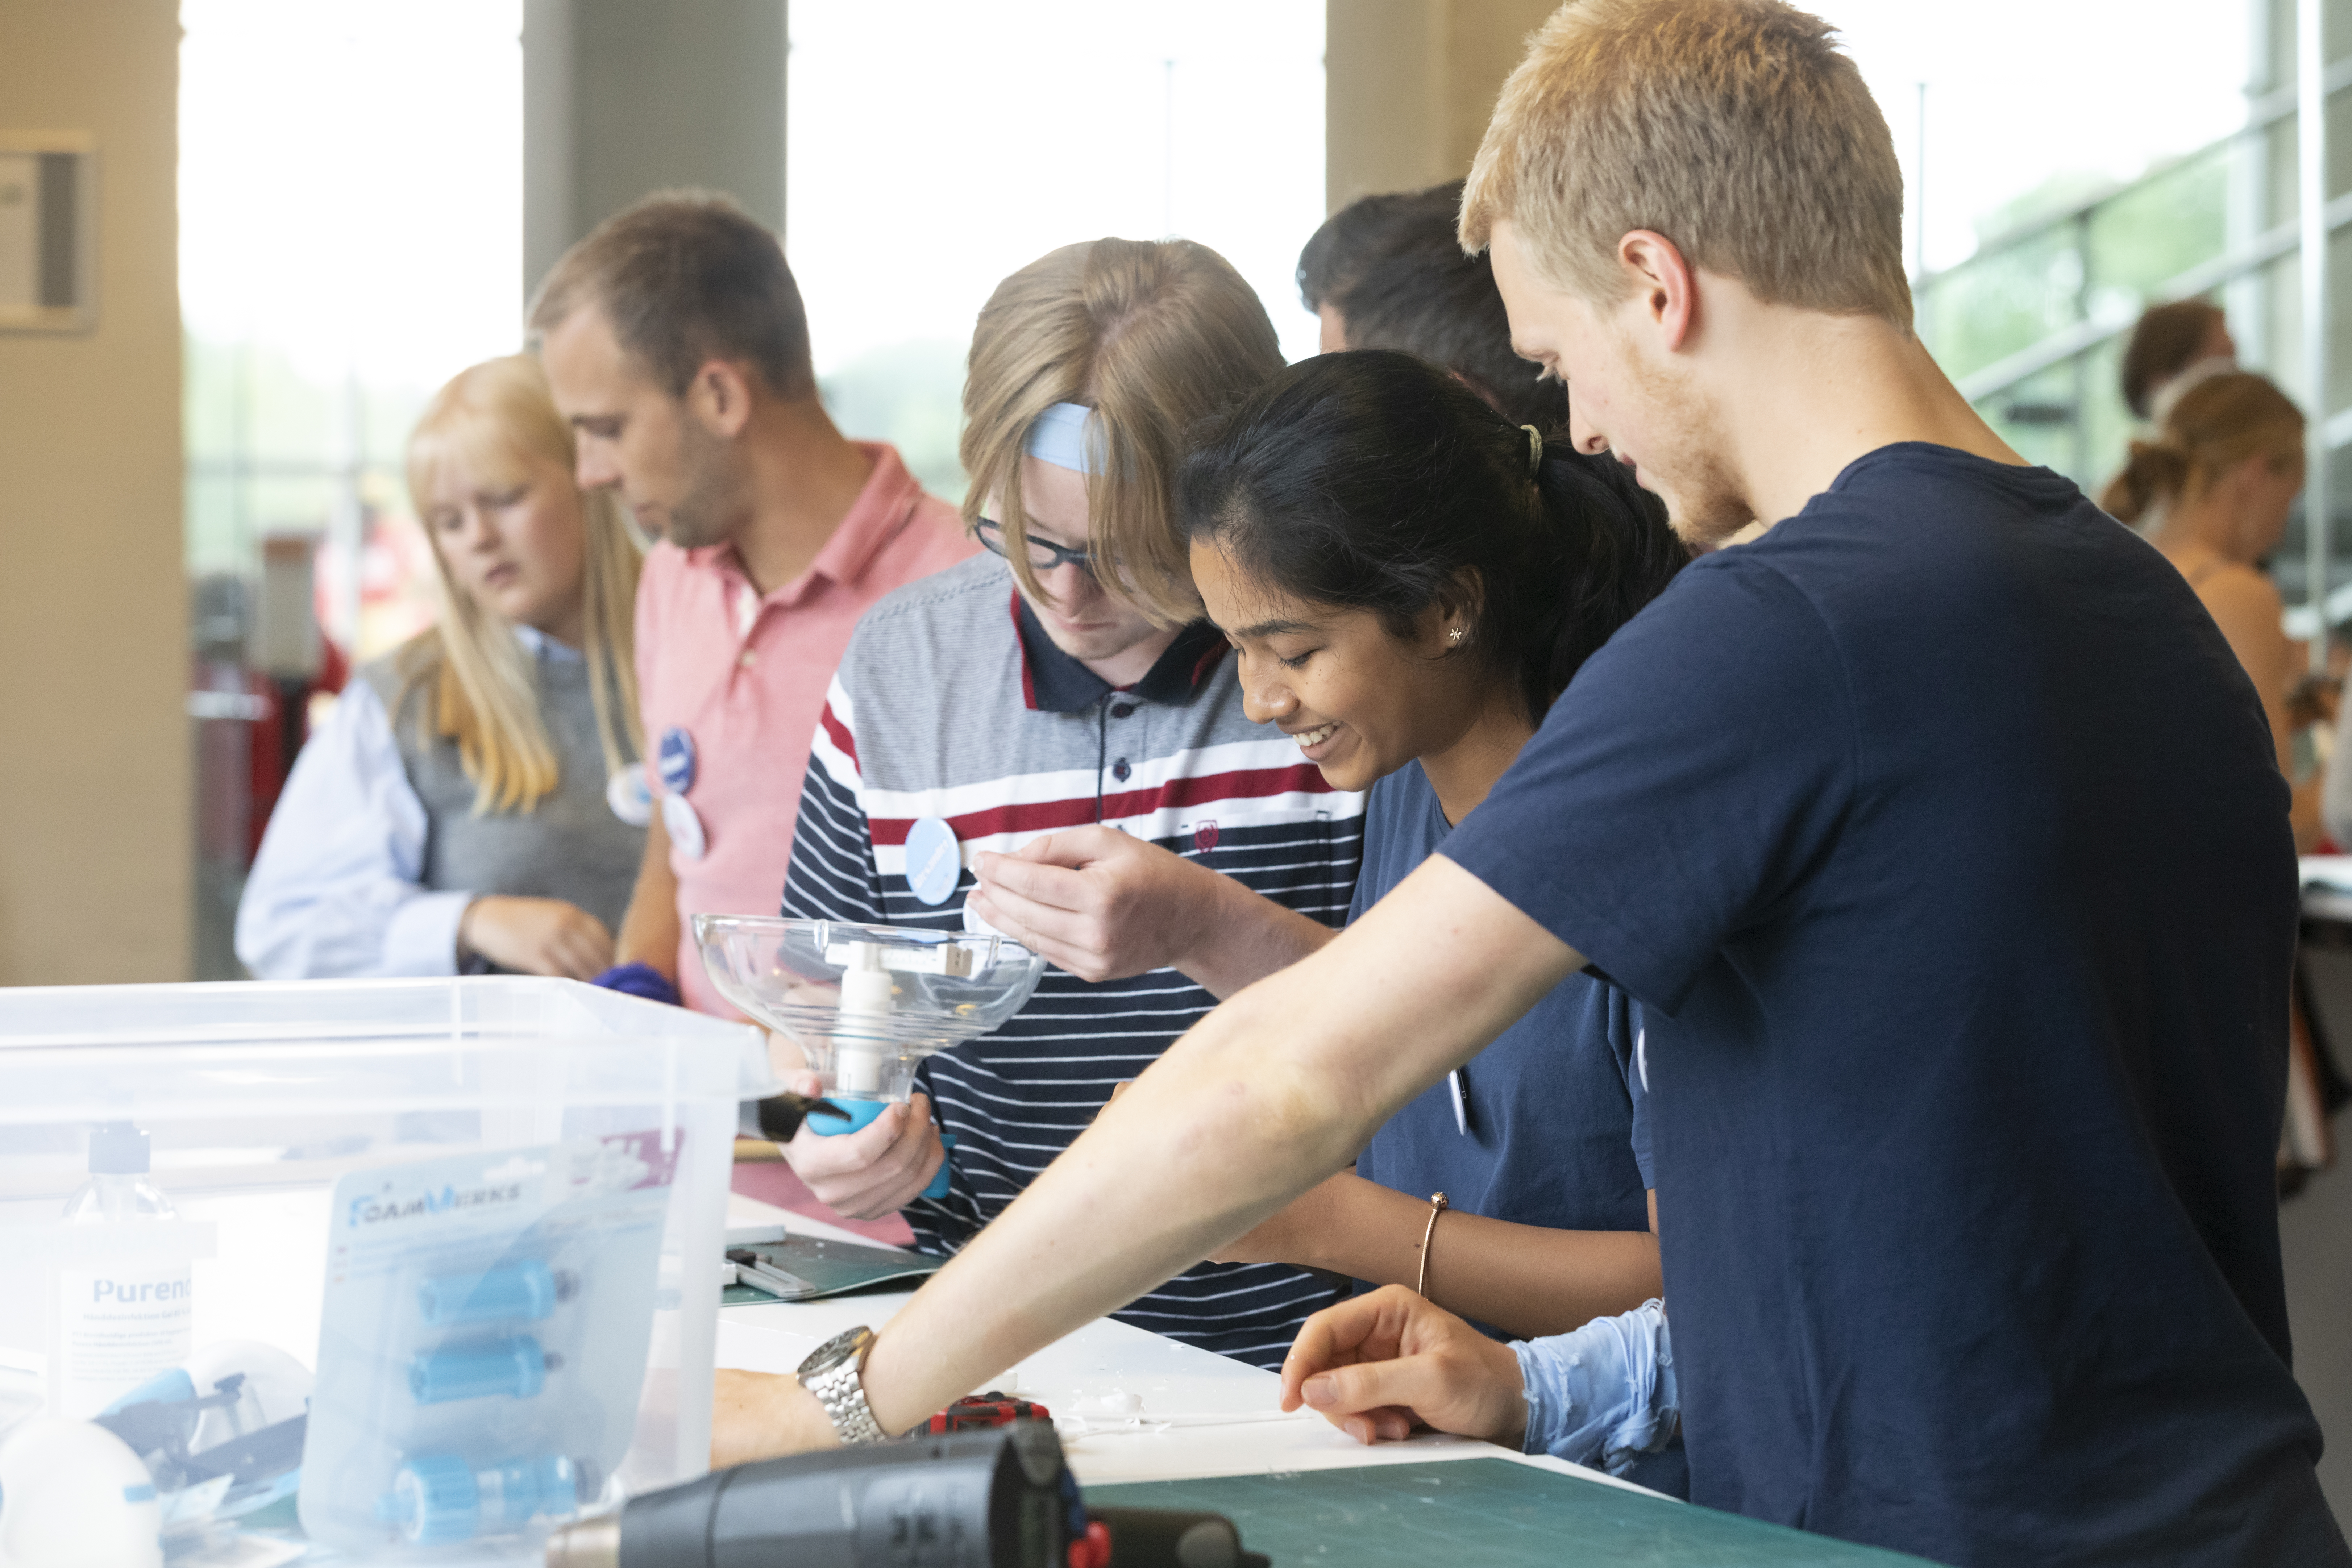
{"left": 967, "top": 350, "right": 1688, "bottom": 1490}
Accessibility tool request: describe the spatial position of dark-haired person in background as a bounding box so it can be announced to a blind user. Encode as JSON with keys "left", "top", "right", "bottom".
{"left": 1298, "top": 180, "right": 1569, "bottom": 431}
{"left": 532, "top": 192, "right": 972, "bottom": 1016}
{"left": 967, "top": 352, "right": 1688, "bottom": 1488}
{"left": 2121, "top": 296, "right": 2236, "bottom": 424}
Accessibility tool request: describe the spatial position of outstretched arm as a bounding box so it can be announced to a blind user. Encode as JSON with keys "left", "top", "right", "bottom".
{"left": 712, "top": 853, "right": 1581, "bottom": 1462}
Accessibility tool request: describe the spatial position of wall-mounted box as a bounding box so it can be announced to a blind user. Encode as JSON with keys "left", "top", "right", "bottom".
{"left": 0, "top": 131, "right": 95, "bottom": 333}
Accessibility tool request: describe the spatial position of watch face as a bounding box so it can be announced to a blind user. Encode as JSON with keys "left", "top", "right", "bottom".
{"left": 798, "top": 1324, "right": 872, "bottom": 1378}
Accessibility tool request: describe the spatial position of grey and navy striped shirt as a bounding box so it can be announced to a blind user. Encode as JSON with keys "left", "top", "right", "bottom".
{"left": 780, "top": 553, "right": 1367, "bottom": 1367}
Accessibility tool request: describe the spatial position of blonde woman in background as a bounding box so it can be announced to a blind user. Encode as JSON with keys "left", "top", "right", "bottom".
{"left": 237, "top": 354, "right": 649, "bottom": 978}
{"left": 2102, "top": 371, "right": 2322, "bottom": 849}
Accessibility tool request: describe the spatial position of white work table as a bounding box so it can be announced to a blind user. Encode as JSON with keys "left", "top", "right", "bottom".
{"left": 717, "top": 1193, "right": 1660, "bottom": 1497}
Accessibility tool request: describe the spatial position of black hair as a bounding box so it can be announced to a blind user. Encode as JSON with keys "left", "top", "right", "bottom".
{"left": 1177, "top": 350, "right": 1681, "bottom": 723}
{"left": 1296, "top": 180, "right": 1568, "bottom": 432}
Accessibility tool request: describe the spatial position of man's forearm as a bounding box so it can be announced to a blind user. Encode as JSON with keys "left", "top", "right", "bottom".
{"left": 615, "top": 811, "right": 681, "bottom": 975}
{"left": 855, "top": 856, "right": 1583, "bottom": 1438}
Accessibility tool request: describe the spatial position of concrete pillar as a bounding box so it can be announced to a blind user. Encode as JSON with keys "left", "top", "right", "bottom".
{"left": 0, "top": 1, "right": 188, "bottom": 983}
{"left": 522, "top": 0, "right": 789, "bottom": 301}
{"left": 1324, "top": 0, "right": 1559, "bottom": 212}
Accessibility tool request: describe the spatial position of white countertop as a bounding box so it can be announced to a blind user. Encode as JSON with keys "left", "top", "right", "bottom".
{"left": 717, "top": 1193, "right": 1661, "bottom": 1497}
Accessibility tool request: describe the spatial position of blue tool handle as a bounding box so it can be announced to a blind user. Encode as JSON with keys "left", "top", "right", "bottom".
{"left": 808, "top": 1100, "right": 955, "bottom": 1199}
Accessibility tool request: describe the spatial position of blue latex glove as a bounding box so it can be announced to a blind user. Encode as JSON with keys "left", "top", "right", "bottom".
{"left": 1512, "top": 1299, "right": 1678, "bottom": 1475}
{"left": 589, "top": 962, "right": 681, "bottom": 1008}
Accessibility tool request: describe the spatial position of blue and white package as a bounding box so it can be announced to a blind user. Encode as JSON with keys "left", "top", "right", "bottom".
{"left": 297, "top": 1131, "right": 680, "bottom": 1554}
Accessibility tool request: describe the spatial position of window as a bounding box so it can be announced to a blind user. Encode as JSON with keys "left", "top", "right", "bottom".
{"left": 787, "top": 0, "right": 1325, "bottom": 501}
{"left": 181, "top": 0, "right": 524, "bottom": 974}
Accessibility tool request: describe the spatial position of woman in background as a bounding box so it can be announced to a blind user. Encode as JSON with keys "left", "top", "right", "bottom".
{"left": 2120, "top": 297, "right": 2235, "bottom": 424}
{"left": 2103, "top": 371, "right": 2319, "bottom": 849}
{"left": 237, "top": 354, "right": 648, "bottom": 978}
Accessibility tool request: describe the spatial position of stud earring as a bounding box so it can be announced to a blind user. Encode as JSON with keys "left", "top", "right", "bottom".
{"left": 1446, "top": 626, "right": 1465, "bottom": 645}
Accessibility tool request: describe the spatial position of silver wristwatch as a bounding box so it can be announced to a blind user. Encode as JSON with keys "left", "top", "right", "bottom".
{"left": 797, "top": 1325, "right": 888, "bottom": 1445}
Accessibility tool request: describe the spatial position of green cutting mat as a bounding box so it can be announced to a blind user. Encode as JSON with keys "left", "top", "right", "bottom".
{"left": 1085, "top": 1458, "right": 1942, "bottom": 1567}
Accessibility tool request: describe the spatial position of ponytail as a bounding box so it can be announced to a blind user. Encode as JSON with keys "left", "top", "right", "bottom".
{"left": 1526, "top": 435, "right": 1686, "bottom": 714}
{"left": 2098, "top": 371, "right": 2303, "bottom": 525}
{"left": 2098, "top": 439, "right": 2191, "bottom": 524}
{"left": 1176, "top": 349, "right": 1681, "bottom": 724}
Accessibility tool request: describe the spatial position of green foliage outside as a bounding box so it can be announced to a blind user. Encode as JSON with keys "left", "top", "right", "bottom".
{"left": 819, "top": 338, "right": 971, "bottom": 504}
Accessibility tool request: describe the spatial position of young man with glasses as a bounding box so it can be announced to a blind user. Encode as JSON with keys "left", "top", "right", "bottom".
{"left": 766, "top": 239, "right": 1367, "bottom": 1368}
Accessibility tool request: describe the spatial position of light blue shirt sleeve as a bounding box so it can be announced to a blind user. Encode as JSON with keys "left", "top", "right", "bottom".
{"left": 233, "top": 678, "right": 474, "bottom": 978}
{"left": 1511, "top": 1299, "right": 1678, "bottom": 1475}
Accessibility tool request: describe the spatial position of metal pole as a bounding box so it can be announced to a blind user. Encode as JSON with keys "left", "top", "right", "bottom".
{"left": 2073, "top": 209, "right": 2093, "bottom": 481}
{"left": 1914, "top": 82, "right": 1928, "bottom": 283}
{"left": 1163, "top": 58, "right": 1177, "bottom": 237}
{"left": 2300, "top": 0, "right": 2330, "bottom": 669}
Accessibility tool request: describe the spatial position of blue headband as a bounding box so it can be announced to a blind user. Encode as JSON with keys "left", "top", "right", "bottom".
{"left": 1023, "top": 401, "right": 1104, "bottom": 475}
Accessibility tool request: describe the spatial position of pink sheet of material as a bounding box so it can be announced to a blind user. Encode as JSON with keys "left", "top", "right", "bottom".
{"left": 730, "top": 1156, "right": 918, "bottom": 1248}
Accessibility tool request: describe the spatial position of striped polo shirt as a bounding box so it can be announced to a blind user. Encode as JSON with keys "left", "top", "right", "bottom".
{"left": 781, "top": 552, "right": 1367, "bottom": 1367}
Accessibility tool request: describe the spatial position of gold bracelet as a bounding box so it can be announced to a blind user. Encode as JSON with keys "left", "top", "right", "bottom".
{"left": 1415, "top": 1191, "right": 1449, "bottom": 1299}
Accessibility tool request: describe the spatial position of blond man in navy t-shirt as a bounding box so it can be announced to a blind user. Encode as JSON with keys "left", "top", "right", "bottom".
{"left": 713, "top": 7, "right": 2347, "bottom": 1564}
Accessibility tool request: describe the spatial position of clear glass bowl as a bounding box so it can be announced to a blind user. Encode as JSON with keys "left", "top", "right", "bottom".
{"left": 691, "top": 916, "right": 1046, "bottom": 1101}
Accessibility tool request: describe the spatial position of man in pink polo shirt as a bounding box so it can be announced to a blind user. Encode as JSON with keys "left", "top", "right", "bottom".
{"left": 532, "top": 192, "right": 972, "bottom": 1016}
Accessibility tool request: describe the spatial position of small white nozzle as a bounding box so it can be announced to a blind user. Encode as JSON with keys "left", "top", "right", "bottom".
{"left": 835, "top": 943, "right": 896, "bottom": 1016}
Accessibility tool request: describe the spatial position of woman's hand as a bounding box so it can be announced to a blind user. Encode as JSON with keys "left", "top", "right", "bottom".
{"left": 968, "top": 827, "right": 1226, "bottom": 983}
{"left": 459, "top": 896, "right": 614, "bottom": 979}
{"left": 780, "top": 1074, "right": 946, "bottom": 1219}
{"left": 969, "top": 827, "right": 1335, "bottom": 997}
{"left": 1279, "top": 1284, "right": 1528, "bottom": 1448}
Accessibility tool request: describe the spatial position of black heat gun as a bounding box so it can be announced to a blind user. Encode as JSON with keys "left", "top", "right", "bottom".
{"left": 542, "top": 1422, "right": 1265, "bottom": 1568}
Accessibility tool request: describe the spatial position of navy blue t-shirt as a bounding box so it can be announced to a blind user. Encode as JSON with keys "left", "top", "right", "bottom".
{"left": 1442, "top": 445, "right": 2340, "bottom": 1567}
{"left": 1348, "top": 761, "right": 1653, "bottom": 1224}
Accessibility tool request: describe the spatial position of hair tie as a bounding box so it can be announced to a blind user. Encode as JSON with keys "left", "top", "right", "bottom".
{"left": 1523, "top": 425, "right": 1543, "bottom": 477}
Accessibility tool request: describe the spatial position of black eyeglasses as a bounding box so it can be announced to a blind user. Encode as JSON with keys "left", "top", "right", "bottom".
{"left": 976, "top": 518, "right": 1093, "bottom": 577}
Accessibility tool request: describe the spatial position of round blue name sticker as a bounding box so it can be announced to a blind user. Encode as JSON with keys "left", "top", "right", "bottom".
{"left": 657, "top": 726, "right": 698, "bottom": 796}
{"left": 903, "top": 816, "right": 961, "bottom": 906}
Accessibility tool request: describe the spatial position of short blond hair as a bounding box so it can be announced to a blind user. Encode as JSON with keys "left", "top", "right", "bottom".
{"left": 959, "top": 238, "right": 1284, "bottom": 624}
{"left": 403, "top": 355, "right": 646, "bottom": 814}
{"left": 1460, "top": 0, "right": 1910, "bottom": 328}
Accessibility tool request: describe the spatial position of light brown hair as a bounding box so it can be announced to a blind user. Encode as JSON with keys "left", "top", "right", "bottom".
{"left": 527, "top": 190, "right": 814, "bottom": 400}
{"left": 402, "top": 355, "right": 646, "bottom": 814}
{"left": 1459, "top": 0, "right": 1911, "bottom": 328}
{"left": 2099, "top": 371, "right": 2303, "bottom": 525}
{"left": 958, "top": 238, "right": 1285, "bottom": 625}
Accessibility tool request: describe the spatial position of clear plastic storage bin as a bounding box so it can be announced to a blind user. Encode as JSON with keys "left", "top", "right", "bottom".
{"left": 0, "top": 978, "right": 764, "bottom": 1564}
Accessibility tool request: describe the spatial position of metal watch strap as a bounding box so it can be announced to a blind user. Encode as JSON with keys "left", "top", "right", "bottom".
{"left": 802, "top": 1334, "right": 888, "bottom": 1445}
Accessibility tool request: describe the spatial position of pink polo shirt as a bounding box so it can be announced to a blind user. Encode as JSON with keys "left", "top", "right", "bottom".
{"left": 636, "top": 441, "right": 974, "bottom": 1016}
